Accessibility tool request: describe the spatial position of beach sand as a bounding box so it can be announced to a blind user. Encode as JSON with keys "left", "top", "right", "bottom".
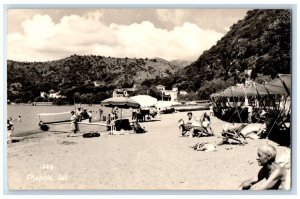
{"left": 7, "top": 110, "right": 290, "bottom": 190}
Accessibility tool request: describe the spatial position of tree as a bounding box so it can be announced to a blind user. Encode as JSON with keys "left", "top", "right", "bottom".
{"left": 254, "top": 74, "right": 272, "bottom": 84}
{"left": 86, "top": 93, "right": 94, "bottom": 105}
{"left": 74, "top": 92, "right": 81, "bottom": 104}
{"left": 34, "top": 96, "right": 45, "bottom": 102}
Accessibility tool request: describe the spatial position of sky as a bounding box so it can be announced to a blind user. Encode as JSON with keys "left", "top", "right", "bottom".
{"left": 7, "top": 9, "right": 248, "bottom": 62}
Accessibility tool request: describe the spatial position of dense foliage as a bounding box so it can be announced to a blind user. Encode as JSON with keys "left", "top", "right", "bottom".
{"left": 176, "top": 9, "right": 291, "bottom": 99}
{"left": 7, "top": 56, "right": 180, "bottom": 104}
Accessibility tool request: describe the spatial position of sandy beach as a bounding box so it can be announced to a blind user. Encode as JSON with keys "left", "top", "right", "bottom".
{"left": 7, "top": 110, "right": 290, "bottom": 190}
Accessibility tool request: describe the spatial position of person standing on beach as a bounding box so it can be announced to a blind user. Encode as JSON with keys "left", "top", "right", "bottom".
{"left": 18, "top": 115, "right": 22, "bottom": 122}
{"left": 88, "top": 111, "right": 93, "bottom": 123}
{"left": 209, "top": 105, "right": 214, "bottom": 116}
{"left": 238, "top": 144, "right": 288, "bottom": 190}
{"left": 99, "top": 108, "right": 103, "bottom": 121}
{"left": 70, "top": 111, "right": 78, "bottom": 134}
{"left": 106, "top": 114, "right": 112, "bottom": 131}
{"left": 7, "top": 119, "right": 14, "bottom": 143}
{"left": 76, "top": 107, "right": 83, "bottom": 122}
{"left": 112, "top": 107, "right": 119, "bottom": 120}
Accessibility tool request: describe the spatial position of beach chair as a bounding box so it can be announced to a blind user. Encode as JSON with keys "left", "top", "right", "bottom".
{"left": 218, "top": 124, "right": 248, "bottom": 145}
{"left": 265, "top": 111, "right": 290, "bottom": 146}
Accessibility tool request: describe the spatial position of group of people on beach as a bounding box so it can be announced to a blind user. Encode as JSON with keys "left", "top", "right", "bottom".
{"left": 131, "top": 107, "right": 159, "bottom": 122}
{"left": 70, "top": 107, "right": 94, "bottom": 134}
{"left": 179, "top": 112, "right": 214, "bottom": 138}
{"left": 7, "top": 108, "right": 290, "bottom": 190}
{"left": 179, "top": 111, "right": 289, "bottom": 190}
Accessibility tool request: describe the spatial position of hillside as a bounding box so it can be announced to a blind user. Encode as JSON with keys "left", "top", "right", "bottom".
{"left": 7, "top": 55, "right": 178, "bottom": 86}
{"left": 175, "top": 9, "right": 291, "bottom": 97}
{"left": 170, "top": 59, "right": 193, "bottom": 68}
{"left": 7, "top": 55, "right": 180, "bottom": 103}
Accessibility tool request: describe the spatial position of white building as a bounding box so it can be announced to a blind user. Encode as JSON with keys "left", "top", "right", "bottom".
{"left": 41, "top": 90, "right": 65, "bottom": 99}
{"left": 156, "top": 85, "right": 165, "bottom": 91}
{"left": 179, "top": 91, "right": 188, "bottom": 95}
{"left": 112, "top": 86, "right": 137, "bottom": 98}
{"left": 156, "top": 85, "right": 178, "bottom": 102}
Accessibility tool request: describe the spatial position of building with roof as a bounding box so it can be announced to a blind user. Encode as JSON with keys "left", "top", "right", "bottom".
{"left": 156, "top": 85, "right": 179, "bottom": 101}
{"left": 112, "top": 85, "right": 137, "bottom": 98}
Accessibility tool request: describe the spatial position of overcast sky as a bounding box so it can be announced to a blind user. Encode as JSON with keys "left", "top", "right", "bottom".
{"left": 7, "top": 9, "right": 248, "bottom": 62}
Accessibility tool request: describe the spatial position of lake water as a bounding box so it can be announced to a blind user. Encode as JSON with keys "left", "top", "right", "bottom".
{"left": 7, "top": 104, "right": 132, "bottom": 136}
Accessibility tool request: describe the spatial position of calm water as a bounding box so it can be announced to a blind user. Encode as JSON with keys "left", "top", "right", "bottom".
{"left": 7, "top": 104, "right": 132, "bottom": 135}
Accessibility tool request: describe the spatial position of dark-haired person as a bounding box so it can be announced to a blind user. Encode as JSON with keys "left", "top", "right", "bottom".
{"left": 179, "top": 112, "right": 197, "bottom": 137}
{"left": 200, "top": 112, "right": 214, "bottom": 136}
{"left": 7, "top": 119, "right": 14, "bottom": 143}
{"left": 70, "top": 111, "right": 78, "bottom": 134}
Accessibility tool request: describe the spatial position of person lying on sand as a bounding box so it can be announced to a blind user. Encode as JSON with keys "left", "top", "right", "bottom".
{"left": 238, "top": 144, "right": 289, "bottom": 190}
{"left": 190, "top": 142, "right": 217, "bottom": 152}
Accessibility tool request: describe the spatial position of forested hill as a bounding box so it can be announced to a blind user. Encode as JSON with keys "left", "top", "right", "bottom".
{"left": 175, "top": 9, "right": 291, "bottom": 97}
{"left": 7, "top": 55, "right": 182, "bottom": 103}
{"left": 8, "top": 55, "right": 179, "bottom": 87}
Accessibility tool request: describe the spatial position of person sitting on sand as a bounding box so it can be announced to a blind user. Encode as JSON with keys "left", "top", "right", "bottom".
{"left": 179, "top": 112, "right": 198, "bottom": 137}
{"left": 200, "top": 112, "right": 214, "bottom": 136}
{"left": 238, "top": 144, "right": 289, "bottom": 190}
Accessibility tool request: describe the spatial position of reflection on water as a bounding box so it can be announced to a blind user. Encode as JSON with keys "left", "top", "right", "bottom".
{"left": 7, "top": 105, "right": 132, "bottom": 135}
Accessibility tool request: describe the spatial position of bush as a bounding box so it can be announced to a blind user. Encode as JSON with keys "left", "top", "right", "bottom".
{"left": 52, "top": 98, "right": 66, "bottom": 106}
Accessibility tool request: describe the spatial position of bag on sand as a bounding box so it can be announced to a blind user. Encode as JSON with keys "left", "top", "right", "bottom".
{"left": 83, "top": 132, "right": 100, "bottom": 138}
{"left": 133, "top": 122, "right": 146, "bottom": 134}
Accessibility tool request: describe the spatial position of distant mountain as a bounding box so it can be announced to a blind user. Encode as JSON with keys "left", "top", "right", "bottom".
{"left": 170, "top": 59, "right": 193, "bottom": 68}
{"left": 175, "top": 9, "right": 291, "bottom": 95}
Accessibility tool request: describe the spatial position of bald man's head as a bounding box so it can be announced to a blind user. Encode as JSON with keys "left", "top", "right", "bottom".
{"left": 257, "top": 145, "right": 277, "bottom": 165}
